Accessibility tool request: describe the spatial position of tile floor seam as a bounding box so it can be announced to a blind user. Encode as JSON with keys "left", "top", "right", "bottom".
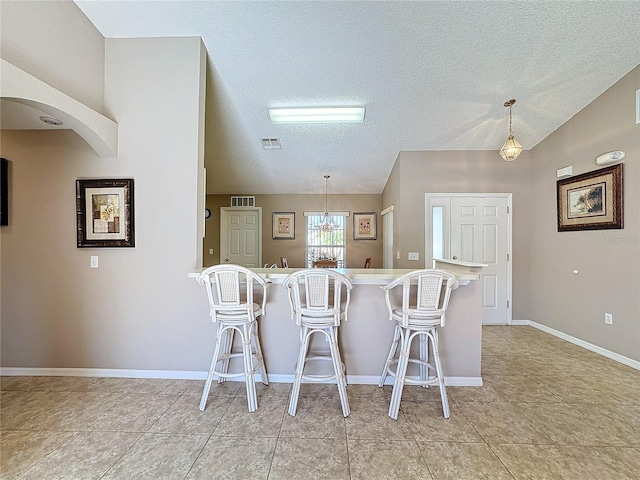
{"left": 96, "top": 431, "right": 145, "bottom": 480}
{"left": 485, "top": 442, "right": 520, "bottom": 480}
{"left": 178, "top": 431, "right": 213, "bottom": 480}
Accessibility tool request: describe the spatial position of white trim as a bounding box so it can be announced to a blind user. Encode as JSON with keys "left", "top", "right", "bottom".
{"left": 303, "top": 211, "right": 349, "bottom": 217}
{"left": 381, "top": 205, "right": 394, "bottom": 216}
{"left": 0, "top": 368, "right": 207, "bottom": 379}
{"left": 0, "top": 368, "right": 483, "bottom": 386}
{"left": 512, "top": 320, "right": 640, "bottom": 371}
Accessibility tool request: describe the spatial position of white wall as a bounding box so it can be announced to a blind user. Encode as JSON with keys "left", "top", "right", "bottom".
{"left": 0, "top": 0, "right": 105, "bottom": 112}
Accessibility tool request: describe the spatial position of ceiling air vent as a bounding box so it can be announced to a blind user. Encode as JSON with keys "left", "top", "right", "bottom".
{"left": 230, "top": 196, "right": 255, "bottom": 207}
{"left": 261, "top": 138, "right": 281, "bottom": 150}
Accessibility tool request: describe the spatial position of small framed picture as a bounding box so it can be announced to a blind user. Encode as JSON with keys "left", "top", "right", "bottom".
{"left": 556, "top": 164, "right": 623, "bottom": 232}
{"left": 354, "top": 212, "right": 377, "bottom": 240}
{"left": 273, "top": 212, "right": 295, "bottom": 239}
{"left": 76, "top": 178, "right": 135, "bottom": 247}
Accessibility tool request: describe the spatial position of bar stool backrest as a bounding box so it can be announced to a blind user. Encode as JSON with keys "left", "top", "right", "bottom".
{"left": 283, "top": 269, "right": 353, "bottom": 327}
{"left": 383, "top": 269, "right": 459, "bottom": 328}
{"left": 197, "top": 264, "right": 268, "bottom": 322}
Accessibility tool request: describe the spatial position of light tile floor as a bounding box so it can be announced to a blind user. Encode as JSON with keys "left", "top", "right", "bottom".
{"left": 1, "top": 326, "right": 639, "bottom": 479}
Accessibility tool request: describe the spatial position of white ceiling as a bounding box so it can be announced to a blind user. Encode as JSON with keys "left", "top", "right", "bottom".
{"left": 50, "top": 2, "right": 640, "bottom": 193}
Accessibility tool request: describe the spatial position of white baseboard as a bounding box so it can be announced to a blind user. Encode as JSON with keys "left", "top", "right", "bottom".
{"left": 0, "top": 367, "right": 207, "bottom": 380}
{"left": 510, "top": 320, "right": 640, "bottom": 371}
{"left": 0, "top": 367, "right": 482, "bottom": 386}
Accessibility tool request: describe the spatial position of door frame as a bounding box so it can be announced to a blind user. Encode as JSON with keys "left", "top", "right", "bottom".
{"left": 220, "top": 206, "right": 263, "bottom": 267}
{"left": 425, "top": 193, "right": 513, "bottom": 325}
{"left": 381, "top": 205, "right": 394, "bottom": 269}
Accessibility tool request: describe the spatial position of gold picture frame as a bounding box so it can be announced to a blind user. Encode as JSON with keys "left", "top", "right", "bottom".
{"left": 353, "top": 212, "right": 377, "bottom": 240}
{"left": 556, "top": 164, "right": 623, "bottom": 232}
{"left": 273, "top": 212, "right": 295, "bottom": 239}
{"left": 76, "top": 178, "right": 135, "bottom": 247}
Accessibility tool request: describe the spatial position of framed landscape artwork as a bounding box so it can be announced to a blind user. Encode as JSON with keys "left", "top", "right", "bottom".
{"left": 556, "top": 164, "right": 623, "bottom": 232}
{"left": 76, "top": 178, "right": 135, "bottom": 247}
{"left": 273, "top": 212, "right": 295, "bottom": 239}
{"left": 354, "top": 212, "right": 377, "bottom": 240}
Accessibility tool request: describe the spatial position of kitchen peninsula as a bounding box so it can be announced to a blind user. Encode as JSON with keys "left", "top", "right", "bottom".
{"left": 189, "top": 265, "right": 484, "bottom": 386}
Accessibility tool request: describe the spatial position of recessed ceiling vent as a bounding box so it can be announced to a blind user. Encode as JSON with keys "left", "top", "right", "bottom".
{"left": 261, "top": 138, "right": 281, "bottom": 150}
{"left": 230, "top": 196, "right": 255, "bottom": 207}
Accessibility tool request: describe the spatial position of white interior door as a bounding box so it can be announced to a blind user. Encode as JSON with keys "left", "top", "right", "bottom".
{"left": 220, "top": 207, "right": 262, "bottom": 268}
{"left": 450, "top": 196, "right": 510, "bottom": 325}
{"left": 426, "top": 194, "right": 511, "bottom": 325}
{"left": 382, "top": 207, "right": 394, "bottom": 269}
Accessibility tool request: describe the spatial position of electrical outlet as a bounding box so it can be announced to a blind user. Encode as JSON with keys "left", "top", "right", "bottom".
{"left": 604, "top": 313, "right": 613, "bottom": 325}
{"left": 408, "top": 252, "right": 419, "bottom": 261}
{"left": 208, "top": 249, "right": 214, "bottom": 255}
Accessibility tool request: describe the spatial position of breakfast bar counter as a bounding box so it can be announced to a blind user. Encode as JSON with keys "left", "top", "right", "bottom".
{"left": 189, "top": 267, "right": 483, "bottom": 386}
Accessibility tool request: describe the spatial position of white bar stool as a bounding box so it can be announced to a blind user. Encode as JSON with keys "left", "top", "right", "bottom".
{"left": 196, "top": 265, "right": 270, "bottom": 413}
{"left": 378, "top": 269, "right": 459, "bottom": 420}
{"left": 283, "top": 269, "right": 353, "bottom": 417}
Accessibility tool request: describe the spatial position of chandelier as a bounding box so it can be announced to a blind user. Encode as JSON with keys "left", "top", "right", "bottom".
{"left": 315, "top": 175, "right": 337, "bottom": 232}
{"left": 499, "top": 99, "right": 523, "bottom": 162}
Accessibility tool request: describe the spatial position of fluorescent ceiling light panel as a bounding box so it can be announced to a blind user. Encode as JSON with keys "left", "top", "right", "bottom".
{"left": 269, "top": 107, "right": 365, "bottom": 124}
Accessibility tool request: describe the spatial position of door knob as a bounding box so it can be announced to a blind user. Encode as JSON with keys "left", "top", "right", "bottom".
{"left": 452, "top": 256, "right": 458, "bottom": 260}
{"left": 225, "top": 258, "right": 229, "bottom": 262}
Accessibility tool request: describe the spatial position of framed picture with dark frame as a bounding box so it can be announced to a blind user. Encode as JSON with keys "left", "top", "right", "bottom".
{"left": 0, "top": 158, "right": 8, "bottom": 226}
{"left": 273, "top": 212, "right": 295, "bottom": 239}
{"left": 353, "top": 212, "right": 377, "bottom": 240}
{"left": 76, "top": 178, "right": 135, "bottom": 247}
{"left": 556, "top": 164, "right": 623, "bottom": 232}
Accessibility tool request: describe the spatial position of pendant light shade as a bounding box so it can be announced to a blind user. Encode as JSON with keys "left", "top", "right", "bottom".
{"left": 499, "top": 99, "right": 522, "bottom": 162}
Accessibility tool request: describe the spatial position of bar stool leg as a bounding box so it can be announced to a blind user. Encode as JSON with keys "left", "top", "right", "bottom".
{"left": 328, "top": 326, "right": 350, "bottom": 417}
{"left": 289, "top": 326, "right": 311, "bottom": 416}
{"left": 200, "top": 323, "right": 225, "bottom": 411}
{"left": 241, "top": 323, "right": 258, "bottom": 413}
{"left": 218, "top": 328, "right": 234, "bottom": 383}
{"left": 379, "top": 324, "right": 401, "bottom": 387}
{"left": 419, "top": 332, "right": 428, "bottom": 387}
{"left": 251, "top": 321, "right": 269, "bottom": 386}
{"left": 388, "top": 328, "right": 410, "bottom": 420}
{"left": 430, "top": 329, "right": 450, "bottom": 418}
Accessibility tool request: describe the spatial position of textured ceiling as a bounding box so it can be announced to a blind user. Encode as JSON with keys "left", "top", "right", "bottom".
{"left": 69, "top": 1, "right": 640, "bottom": 194}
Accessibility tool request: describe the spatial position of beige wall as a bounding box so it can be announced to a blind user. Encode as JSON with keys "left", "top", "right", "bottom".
{"left": 205, "top": 194, "right": 383, "bottom": 268}
{"left": 1, "top": 33, "right": 209, "bottom": 370}
{"left": 382, "top": 150, "right": 533, "bottom": 319}
{"left": 529, "top": 65, "right": 639, "bottom": 361}
{"left": 0, "top": 0, "right": 105, "bottom": 112}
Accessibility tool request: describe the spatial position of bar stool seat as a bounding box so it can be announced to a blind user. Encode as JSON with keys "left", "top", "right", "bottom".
{"left": 378, "top": 269, "right": 459, "bottom": 419}
{"left": 283, "top": 269, "right": 353, "bottom": 417}
{"left": 196, "top": 264, "right": 270, "bottom": 413}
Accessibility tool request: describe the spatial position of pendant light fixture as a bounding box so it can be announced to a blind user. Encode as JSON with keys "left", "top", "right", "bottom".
{"left": 316, "top": 175, "right": 337, "bottom": 232}
{"left": 499, "top": 99, "right": 523, "bottom": 162}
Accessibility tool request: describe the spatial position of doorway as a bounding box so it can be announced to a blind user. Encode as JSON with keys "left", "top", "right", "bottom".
{"left": 219, "top": 207, "right": 262, "bottom": 268}
{"left": 426, "top": 194, "right": 512, "bottom": 325}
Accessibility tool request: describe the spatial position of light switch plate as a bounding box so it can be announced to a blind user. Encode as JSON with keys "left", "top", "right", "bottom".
{"left": 90, "top": 256, "right": 98, "bottom": 269}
